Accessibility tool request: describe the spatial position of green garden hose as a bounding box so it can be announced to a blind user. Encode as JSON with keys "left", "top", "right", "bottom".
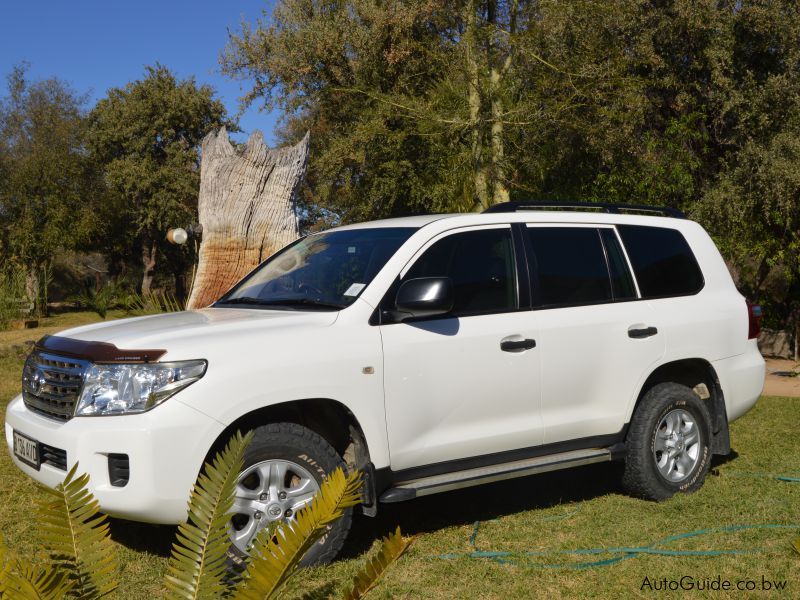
{"left": 438, "top": 522, "right": 800, "bottom": 570}
{"left": 434, "top": 471, "right": 800, "bottom": 569}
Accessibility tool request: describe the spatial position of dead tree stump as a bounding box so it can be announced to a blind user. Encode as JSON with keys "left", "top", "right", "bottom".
{"left": 186, "top": 128, "right": 309, "bottom": 309}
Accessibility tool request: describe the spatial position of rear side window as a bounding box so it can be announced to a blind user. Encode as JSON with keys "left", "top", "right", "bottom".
{"left": 617, "top": 225, "right": 704, "bottom": 298}
{"left": 526, "top": 227, "right": 612, "bottom": 307}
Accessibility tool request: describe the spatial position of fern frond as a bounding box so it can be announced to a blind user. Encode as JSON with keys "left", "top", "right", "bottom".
{"left": 0, "top": 537, "right": 10, "bottom": 597}
{"left": 1, "top": 561, "right": 74, "bottom": 600}
{"left": 37, "top": 463, "right": 118, "bottom": 599}
{"left": 343, "top": 527, "right": 414, "bottom": 600}
{"left": 233, "top": 468, "right": 362, "bottom": 600}
{"left": 164, "top": 431, "right": 253, "bottom": 600}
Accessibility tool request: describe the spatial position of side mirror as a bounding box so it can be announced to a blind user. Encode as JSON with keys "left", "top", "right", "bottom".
{"left": 393, "top": 277, "right": 453, "bottom": 321}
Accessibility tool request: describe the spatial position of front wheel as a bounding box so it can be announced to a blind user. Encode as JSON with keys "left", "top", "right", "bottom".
{"left": 622, "top": 383, "right": 712, "bottom": 501}
{"left": 227, "top": 422, "right": 352, "bottom": 566}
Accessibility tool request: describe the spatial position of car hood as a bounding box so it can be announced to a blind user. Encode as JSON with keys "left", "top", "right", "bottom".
{"left": 52, "top": 308, "right": 339, "bottom": 361}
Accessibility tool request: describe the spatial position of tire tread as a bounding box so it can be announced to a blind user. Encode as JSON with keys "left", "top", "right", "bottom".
{"left": 622, "top": 382, "right": 711, "bottom": 501}
{"left": 236, "top": 421, "right": 352, "bottom": 566}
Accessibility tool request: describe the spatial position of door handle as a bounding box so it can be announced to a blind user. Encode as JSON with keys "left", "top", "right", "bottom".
{"left": 628, "top": 326, "right": 658, "bottom": 339}
{"left": 500, "top": 338, "right": 537, "bottom": 352}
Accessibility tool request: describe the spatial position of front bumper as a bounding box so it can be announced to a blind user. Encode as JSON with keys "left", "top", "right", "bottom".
{"left": 5, "top": 394, "right": 225, "bottom": 524}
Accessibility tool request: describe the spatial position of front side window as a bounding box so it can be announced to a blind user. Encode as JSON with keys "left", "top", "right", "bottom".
{"left": 403, "top": 227, "right": 518, "bottom": 317}
{"left": 527, "top": 227, "right": 613, "bottom": 307}
{"left": 617, "top": 225, "right": 704, "bottom": 298}
{"left": 217, "top": 227, "right": 415, "bottom": 309}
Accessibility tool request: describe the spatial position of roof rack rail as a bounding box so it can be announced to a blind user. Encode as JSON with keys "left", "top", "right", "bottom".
{"left": 482, "top": 201, "right": 686, "bottom": 219}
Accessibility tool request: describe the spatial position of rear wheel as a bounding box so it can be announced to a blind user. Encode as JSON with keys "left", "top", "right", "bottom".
{"left": 622, "top": 383, "right": 712, "bottom": 501}
{"left": 227, "top": 422, "right": 352, "bottom": 567}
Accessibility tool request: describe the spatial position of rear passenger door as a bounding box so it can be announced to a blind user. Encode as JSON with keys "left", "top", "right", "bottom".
{"left": 525, "top": 224, "right": 666, "bottom": 445}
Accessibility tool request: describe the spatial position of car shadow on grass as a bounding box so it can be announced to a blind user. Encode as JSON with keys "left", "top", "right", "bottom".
{"left": 108, "top": 518, "right": 176, "bottom": 557}
{"left": 341, "top": 461, "right": 625, "bottom": 559}
{"left": 340, "top": 449, "right": 742, "bottom": 559}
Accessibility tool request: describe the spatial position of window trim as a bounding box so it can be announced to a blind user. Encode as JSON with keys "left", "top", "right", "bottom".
{"left": 375, "top": 224, "right": 524, "bottom": 324}
{"left": 523, "top": 223, "right": 640, "bottom": 310}
{"left": 599, "top": 227, "right": 641, "bottom": 301}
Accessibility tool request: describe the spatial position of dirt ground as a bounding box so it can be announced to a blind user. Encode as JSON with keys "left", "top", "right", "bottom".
{"left": 763, "top": 357, "right": 800, "bottom": 397}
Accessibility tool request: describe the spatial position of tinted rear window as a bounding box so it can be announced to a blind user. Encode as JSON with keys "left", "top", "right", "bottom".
{"left": 617, "top": 225, "right": 704, "bottom": 298}
{"left": 527, "top": 227, "right": 612, "bottom": 307}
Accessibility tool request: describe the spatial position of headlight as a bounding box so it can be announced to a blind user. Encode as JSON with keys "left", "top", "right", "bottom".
{"left": 75, "top": 360, "right": 207, "bottom": 416}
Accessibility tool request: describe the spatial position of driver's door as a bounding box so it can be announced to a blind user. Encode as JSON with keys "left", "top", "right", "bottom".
{"left": 379, "top": 225, "right": 543, "bottom": 472}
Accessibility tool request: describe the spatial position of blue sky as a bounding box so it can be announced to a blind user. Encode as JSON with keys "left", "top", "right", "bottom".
{"left": 0, "top": 0, "right": 280, "bottom": 145}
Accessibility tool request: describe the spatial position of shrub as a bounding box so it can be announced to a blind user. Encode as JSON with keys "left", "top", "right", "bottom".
{"left": 0, "top": 269, "right": 29, "bottom": 329}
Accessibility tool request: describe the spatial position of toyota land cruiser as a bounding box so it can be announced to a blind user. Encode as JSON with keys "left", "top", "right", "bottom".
{"left": 5, "top": 202, "right": 765, "bottom": 564}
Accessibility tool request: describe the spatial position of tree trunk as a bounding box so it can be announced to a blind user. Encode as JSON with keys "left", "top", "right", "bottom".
{"left": 24, "top": 266, "right": 39, "bottom": 317}
{"left": 467, "top": 0, "right": 489, "bottom": 212}
{"left": 467, "top": 0, "right": 516, "bottom": 210}
{"left": 174, "top": 271, "right": 186, "bottom": 305}
{"left": 186, "top": 128, "right": 310, "bottom": 309}
{"left": 488, "top": 0, "right": 517, "bottom": 205}
{"left": 141, "top": 240, "right": 157, "bottom": 296}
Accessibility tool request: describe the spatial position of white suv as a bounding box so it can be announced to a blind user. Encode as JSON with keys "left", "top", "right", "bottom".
{"left": 5, "top": 202, "right": 765, "bottom": 564}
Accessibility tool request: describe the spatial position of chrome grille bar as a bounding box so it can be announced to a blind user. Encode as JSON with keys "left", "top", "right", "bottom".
{"left": 22, "top": 351, "right": 88, "bottom": 421}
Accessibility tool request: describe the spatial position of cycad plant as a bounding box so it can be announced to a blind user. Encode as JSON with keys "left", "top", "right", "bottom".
{"left": 0, "top": 432, "right": 414, "bottom": 599}
{"left": 0, "top": 466, "right": 116, "bottom": 599}
{"left": 123, "top": 290, "right": 184, "bottom": 314}
{"left": 72, "top": 280, "right": 125, "bottom": 320}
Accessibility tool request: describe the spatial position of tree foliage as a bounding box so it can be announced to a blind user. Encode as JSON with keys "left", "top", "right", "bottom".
{"left": 221, "top": 1, "right": 650, "bottom": 218}
{"left": 3, "top": 3, "right": 800, "bottom": 330}
{"left": 222, "top": 0, "right": 800, "bottom": 331}
{"left": 0, "top": 65, "right": 101, "bottom": 312}
{"left": 88, "top": 65, "right": 231, "bottom": 295}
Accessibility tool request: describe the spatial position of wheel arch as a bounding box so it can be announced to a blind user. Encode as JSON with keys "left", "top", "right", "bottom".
{"left": 202, "top": 398, "right": 373, "bottom": 480}
{"left": 629, "top": 358, "right": 730, "bottom": 455}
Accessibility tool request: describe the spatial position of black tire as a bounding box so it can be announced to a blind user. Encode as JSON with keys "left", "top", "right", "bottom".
{"left": 227, "top": 422, "right": 352, "bottom": 567}
{"left": 622, "top": 383, "right": 712, "bottom": 501}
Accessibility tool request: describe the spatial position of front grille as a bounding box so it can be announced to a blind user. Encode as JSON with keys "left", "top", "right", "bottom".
{"left": 22, "top": 352, "right": 88, "bottom": 421}
{"left": 41, "top": 444, "right": 68, "bottom": 470}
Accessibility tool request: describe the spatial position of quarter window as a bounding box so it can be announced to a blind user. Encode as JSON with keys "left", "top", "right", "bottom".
{"left": 403, "top": 228, "right": 517, "bottom": 316}
{"left": 617, "top": 225, "right": 704, "bottom": 298}
{"left": 600, "top": 228, "right": 637, "bottom": 301}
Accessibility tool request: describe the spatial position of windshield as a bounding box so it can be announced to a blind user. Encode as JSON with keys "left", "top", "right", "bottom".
{"left": 216, "top": 227, "right": 416, "bottom": 310}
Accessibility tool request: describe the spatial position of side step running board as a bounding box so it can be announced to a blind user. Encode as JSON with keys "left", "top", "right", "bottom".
{"left": 379, "top": 447, "right": 612, "bottom": 503}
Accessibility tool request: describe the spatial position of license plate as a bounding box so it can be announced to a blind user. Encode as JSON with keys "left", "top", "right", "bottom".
{"left": 13, "top": 430, "right": 39, "bottom": 470}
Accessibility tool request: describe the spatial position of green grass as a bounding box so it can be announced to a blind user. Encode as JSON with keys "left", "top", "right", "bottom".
{"left": 1, "top": 313, "right": 798, "bottom": 598}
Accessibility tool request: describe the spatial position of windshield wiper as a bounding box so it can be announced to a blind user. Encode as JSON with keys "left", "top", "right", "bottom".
{"left": 216, "top": 297, "right": 345, "bottom": 310}
{"left": 259, "top": 298, "right": 346, "bottom": 310}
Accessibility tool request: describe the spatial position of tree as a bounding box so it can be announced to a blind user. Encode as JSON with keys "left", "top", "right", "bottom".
{"left": 88, "top": 65, "right": 231, "bottom": 295}
{"left": 0, "top": 65, "right": 100, "bottom": 314}
{"left": 691, "top": 1, "right": 800, "bottom": 340}
{"left": 223, "top": 0, "right": 800, "bottom": 333}
{"left": 186, "top": 128, "right": 309, "bottom": 309}
{"left": 221, "top": 1, "right": 649, "bottom": 219}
